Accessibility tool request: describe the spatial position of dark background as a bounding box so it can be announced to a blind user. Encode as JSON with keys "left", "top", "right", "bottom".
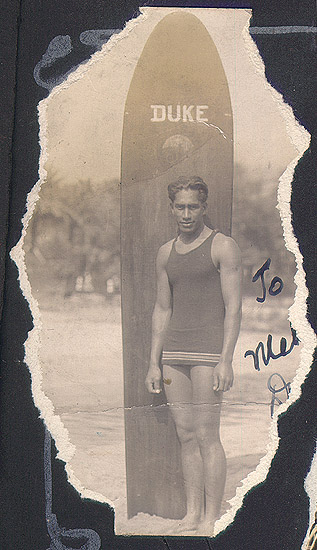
{"left": 0, "top": 1, "right": 316, "bottom": 549}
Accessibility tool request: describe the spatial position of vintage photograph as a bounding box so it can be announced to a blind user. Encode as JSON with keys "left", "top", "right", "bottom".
{"left": 23, "top": 7, "right": 307, "bottom": 537}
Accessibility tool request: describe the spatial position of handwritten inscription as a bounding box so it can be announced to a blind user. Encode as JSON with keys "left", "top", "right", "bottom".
{"left": 150, "top": 104, "right": 209, "bottom": 122}
{"left": 267, "top": 373, "right": 291, "bottom": 417}
{"left": 252, "top": 258, "right": 284, "bottom": 303}
{"left": 245, "top": 259, "right": 299, "bottom": 381}
{"left": 245, "top": 326, "right": 299, "bottom": 371}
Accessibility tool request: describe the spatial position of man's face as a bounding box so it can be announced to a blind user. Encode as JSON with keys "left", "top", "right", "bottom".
{"left": 171, "top": 188, "right": 206, "bottom": 235}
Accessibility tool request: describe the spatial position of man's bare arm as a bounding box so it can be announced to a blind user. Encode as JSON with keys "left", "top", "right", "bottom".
{"left": 145, "top": 242, "right": 173, "bottom": 394}
{"left": 212, "top": 235, "right": 242, "bottom": 392}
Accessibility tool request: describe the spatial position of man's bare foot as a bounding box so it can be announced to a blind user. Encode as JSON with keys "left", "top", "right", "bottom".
{"left": 197, "top": 519, "right": 215, "bottom": 536}
{"left": 176, "top": 514, "right": 200, "bottom": 533}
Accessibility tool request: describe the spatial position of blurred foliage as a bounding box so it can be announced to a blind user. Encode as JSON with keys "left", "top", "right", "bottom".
{"left": 25, "top": 166, "right": 296, "bottom": 299}
{"left": 25, "top": 177, "right": 120, "bottom": 298}
{"left": 232, "top": 165, "right": 296, "bottom": 296}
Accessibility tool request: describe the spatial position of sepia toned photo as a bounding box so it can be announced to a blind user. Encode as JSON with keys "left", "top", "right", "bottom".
{"left": 22, "top": 7, "right": 309, "bottom": 537}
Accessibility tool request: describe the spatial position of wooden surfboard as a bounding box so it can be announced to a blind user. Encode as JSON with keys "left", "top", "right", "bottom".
{"left": 121, "top": 12, "right": 233, "bottom": 519}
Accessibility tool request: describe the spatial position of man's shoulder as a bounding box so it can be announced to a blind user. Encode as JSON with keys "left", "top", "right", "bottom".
{"left": 214, "top": 232, "right": 236, "bottom": 247}
{"left": 213, "top": 232, "right": 241, "bottom": 263}
{"left": 156, "top": 239, "right": 174, "bottom": 267}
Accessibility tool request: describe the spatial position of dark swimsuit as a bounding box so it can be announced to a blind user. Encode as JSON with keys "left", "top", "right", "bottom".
{"left": 162, "top": 230, "right": 225, "bottom": 367}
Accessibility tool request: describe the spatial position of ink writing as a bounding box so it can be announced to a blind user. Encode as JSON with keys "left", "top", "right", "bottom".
{"left": 252, "top": 258, "right": 284, "bottom": 303}
{"left": 267, "top": 373, "right": 291, "bottom": 417}
{"left": 244, "top": 326, "right": 299, "bottom": 371}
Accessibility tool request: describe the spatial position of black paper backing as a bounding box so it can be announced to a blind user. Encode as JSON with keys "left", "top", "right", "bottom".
{"left": 0, "top": 1, "right": 316, "bottom": 549}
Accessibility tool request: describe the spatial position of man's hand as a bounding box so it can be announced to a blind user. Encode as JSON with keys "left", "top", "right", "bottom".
{"left": 213, "top": 361, "right": 234, "bottom": 392}
{"left": 145, "top": 366, "right": 162, "bottom": 394}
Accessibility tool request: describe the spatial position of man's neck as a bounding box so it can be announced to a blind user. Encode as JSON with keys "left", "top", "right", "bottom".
{"left": 179, "top": 223, "right": 206, "bottom": 244}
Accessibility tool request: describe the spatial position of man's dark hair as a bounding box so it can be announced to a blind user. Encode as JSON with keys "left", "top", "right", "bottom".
{"left": 168, "top": 176, "right": 208, "bottom": 203}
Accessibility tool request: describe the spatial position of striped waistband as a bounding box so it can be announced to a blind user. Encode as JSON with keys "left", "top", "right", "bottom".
{"left": 162, "top": 351, "right": 220, "bottom": 366}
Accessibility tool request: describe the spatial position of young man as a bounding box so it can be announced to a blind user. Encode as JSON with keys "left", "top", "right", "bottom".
{"left": 145, "top": 176, "right": 242, "bottom": 534}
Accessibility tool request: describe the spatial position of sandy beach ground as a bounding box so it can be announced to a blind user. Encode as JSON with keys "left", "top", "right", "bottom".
{"left": 34, "top": 292, "right": 301, "bottom": 536}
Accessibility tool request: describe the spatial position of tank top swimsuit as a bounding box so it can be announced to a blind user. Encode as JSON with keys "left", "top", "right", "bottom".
{"left": 162, "top": 230, "right": 225, "bottom": 367}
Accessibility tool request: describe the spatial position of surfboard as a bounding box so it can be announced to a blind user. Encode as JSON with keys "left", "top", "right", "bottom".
{"left": 121, "top": 11, "right": 233, "bottom": 519}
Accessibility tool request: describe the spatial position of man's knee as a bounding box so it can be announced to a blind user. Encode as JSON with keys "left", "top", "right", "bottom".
{"left": 195, "top": 425, "right": 219, "bottom": 452}
{"left": 176, "top": 424, "right": 196, "bottom": 445}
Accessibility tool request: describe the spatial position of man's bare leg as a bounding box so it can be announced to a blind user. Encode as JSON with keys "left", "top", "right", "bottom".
{"left": 163, "top": 364, "right": 204, "bottom": 530}
{"left": 190, "top": 365, "right": 226, "bottom": 535}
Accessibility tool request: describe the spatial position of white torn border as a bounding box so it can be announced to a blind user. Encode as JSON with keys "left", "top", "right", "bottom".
{"left": 9, "top": 6, "right": 316, "bottom": 542}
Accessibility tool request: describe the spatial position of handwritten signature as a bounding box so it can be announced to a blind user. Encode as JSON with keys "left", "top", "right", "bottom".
{"left": 244, "top": 325, "right": 299, "bottom": 371}
{"left": 267, "top": 373, "right": 291, "bottom": 417}
{"left": 252, "top": 258, "right": 283, "bottom": 303}
{"left": 245, "top": 259, "right": 299, "bottom": 370}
